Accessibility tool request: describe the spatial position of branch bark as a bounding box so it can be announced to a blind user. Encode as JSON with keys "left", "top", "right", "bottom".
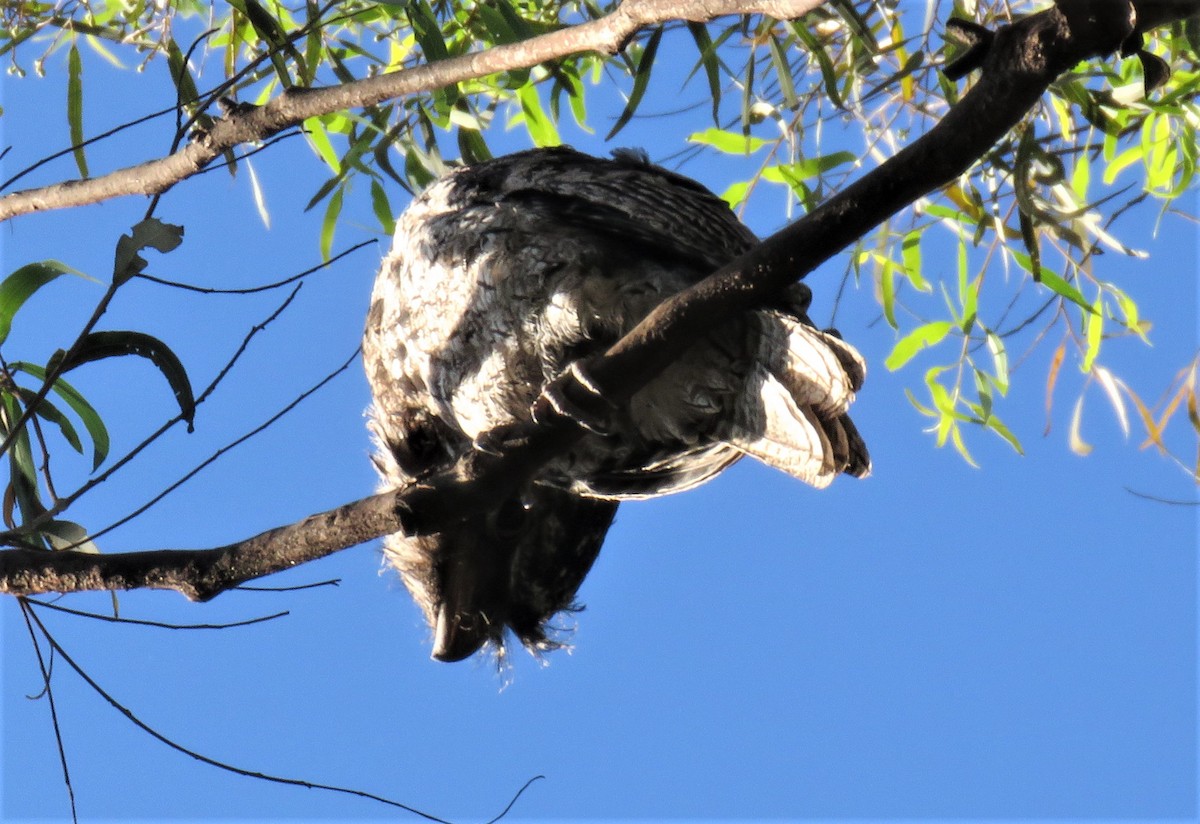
{"left": 0, "top": 0, "right": 826, "bottom": 222}
{"left": 2, "top": 0, "right": 1196, "bottom": 599}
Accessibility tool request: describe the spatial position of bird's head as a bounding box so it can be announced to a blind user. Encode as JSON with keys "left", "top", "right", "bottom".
{"left": 383, "top": 487, "right": 616, "bottom": 662}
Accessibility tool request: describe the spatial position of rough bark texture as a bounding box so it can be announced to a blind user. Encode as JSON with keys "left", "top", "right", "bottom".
{"left": 2, "top": 0, "right": 1196, "bottom": 599}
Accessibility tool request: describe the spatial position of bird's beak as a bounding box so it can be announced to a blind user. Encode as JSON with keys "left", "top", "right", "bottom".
{"left": 430, "top": 532, "right": 506, "bottom": 662}
{"left": 433, "top": 600, "right": 487, "bottom": 662}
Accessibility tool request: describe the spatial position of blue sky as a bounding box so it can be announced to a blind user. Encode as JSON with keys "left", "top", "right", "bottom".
{"left": 1, "top": 15, "right": 1196, "bottom": 823}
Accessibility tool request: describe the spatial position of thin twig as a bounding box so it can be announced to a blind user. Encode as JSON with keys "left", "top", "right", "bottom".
{"left": 134, "top": 240, "right": 375, "bottom": 295}
{"left": 84, "top": 346, "right": 358, "bottom": 547}
{"left": 21, "top": 603, "right": 461, "bottom": 823}
{"left": 25, "top": 597, "right": 291, "bottom": 629}
{"left": 19, "top": 599, "right": 78, "bottom": 824}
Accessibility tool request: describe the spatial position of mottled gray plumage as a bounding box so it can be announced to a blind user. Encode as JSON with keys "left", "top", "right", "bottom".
{"left": 364, "top": 147, "right": 869, "bottom": 662}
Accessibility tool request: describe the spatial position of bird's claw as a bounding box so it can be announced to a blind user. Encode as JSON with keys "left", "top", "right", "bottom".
{"left": 532, "top": 361, "right": 616, "bottom": 435}
{"left": 472, "top": 423, "right": 528, "bottom": 455}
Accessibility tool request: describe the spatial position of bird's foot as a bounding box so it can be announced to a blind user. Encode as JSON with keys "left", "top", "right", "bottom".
{"left": 532, "top": 360, "right": 617, "bottom": 435}
{"left": 472, "top": 423, "right": 529, "bottom": 456}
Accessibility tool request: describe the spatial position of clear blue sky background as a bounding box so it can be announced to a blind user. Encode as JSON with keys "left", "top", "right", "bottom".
{"left": 0, "top": 13, "right": 1196, "bottom": 823}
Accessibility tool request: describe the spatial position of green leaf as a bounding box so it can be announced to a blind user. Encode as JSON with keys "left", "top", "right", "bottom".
{"left": 763, "top": 152, "right": 856, "bottom": 179}
{"left": 1102, "top": 145, "right": 1143, "bottom": 184}
{"left": 903, "top": 387, "right": 936, "bottom": 417}
{"left": 476, "top": 0, "right": 529, "bottom": 45}
{"left": 14, "top": 388, "right": 82, "bottom": 455}
{"left": 879, "top": 260, "right": 897, "bottom": 329}
{"left": 67, "top": 43, "right": 88, "bottom": 179}
{"left": 720, "top": 180, "right": 750, "bottom": 209}
{"left": 1, "top": 393, "right": 44, "bottom": 524}
{"left": 43, "top": 519, "right": 100, "bottom": 554}
{"left": 369, "top": 180, "right": 395, "bottom": 235}
{"left": 516, "top": 83, "right": 560, "bottom": 147}
{"left": 0, "top": 261, "right": 88, "bottom": 345}
{"left": 304, "top": 116, "right": 340, "bottom": 171}
{"left": 492, "top": 0, "right": 534, "bottom": 40}
{"left": 10, "top": 361, "right": 109, "bottom": 470}
{"left": 960, "top": 274, "right": 979, "bottom": 335}
{"left": 113, "top": 218, "right": 185, "bottom": 285}
{"left": 408, "top": 0, "right": 449, "bottom": 62}
{"left": 688, "top": 128, "right": 770, "bottom": 155}
{"left": 606, "top": 26, "right": 663, "bottom": 140}
{"left": 767, "top": 34, "right": 798, "bottom": 110}
{"left": 321, "top": 186, "right": 344, "bottom": 261}
{"left": 900, "top": 230, "right": 928, "bottom": 291}
{"left": 885, "top": 321, "right": 953, "bottom": 370}
{"left": 476, "top": 2, "right": 516, "bottom": 44}
{"left": 228, "top": 0, "right": 300, "bottom": 86}
{"left": 983, "top": 412, "right": 1024, "bottom": 455}
{"left": 49, "top": 331, "right": 195, "bottom": 431}
{"left": 685, "top": 22, "right": 722, "bottom": 124}
{"left": 1038, "top": 269, "right": 1093, "bottom": 313}
{"left": 1082, "top": 295, "right": 1103, "bottom": 373}
{"left": 165, "top": 39, "right": 201, "bottom": 111}
{"left": 790, "top": 22, "right": 843, "bottom": 109}
{"left": 985, "top": 332, "right": 1009, "bottom": 395}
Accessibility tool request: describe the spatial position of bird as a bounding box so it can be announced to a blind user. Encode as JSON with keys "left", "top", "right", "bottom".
{"left": 363, "top": 146, "right": 869, "bottom": 663}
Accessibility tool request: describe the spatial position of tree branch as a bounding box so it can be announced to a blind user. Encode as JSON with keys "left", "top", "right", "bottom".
{"left": 1, "top": 0, "right": 1196, "bottom": 599}
{"left": 0, "top": 0, "right": 827, "bottom": 222}
{"left": 1, "top": 492, "right": 400, "bottom": 600}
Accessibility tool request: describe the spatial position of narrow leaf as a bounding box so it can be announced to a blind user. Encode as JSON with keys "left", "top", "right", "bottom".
{"left": 9, "top": 361, "right": 109, "bottom": 470}
{"left": 688, "top": 128, "right": 769, "bottom": 155}
{"left": 67, "top": 44, "right": 89, "bottom": 179}
{"left": 767, "top": 34, "right": 798, "bottom": 110}
{"left": 1039, "top": 269, "right": 1093, "bottom": 313}
{"left": 321, "top": 186, "right": 344, "bottom": 261}
{"left": 900, "top": 230, "right": 928, "bottom": 291}
{"left": 0, "top": 261, "right": 88, "bottom": 345}
{"left": 606, "top": 27, "right": 663, "bottom": 140}
{"left": 880, "top": 260, "right": 897, "bottom": 329}
{"left": 885, "top": 321, "right": 953, "bottom": 371}
{"left": 1082, "top": 296, "right": 1103, "bottom": 373}
{"left": 49, "top": 331, "right": 195, "bottom": 431}
{"left": 985, "top": 332, "right": 1009, "bottom": 395}
{"left": 14, "top": 388, "right": 82, "bottom": 455}
{"left": 686, "top": 22, "right": 722, "bottom": 124}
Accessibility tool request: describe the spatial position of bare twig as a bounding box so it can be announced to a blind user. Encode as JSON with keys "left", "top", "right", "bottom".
{"left": 134, "top": 239, "right": 375, "bottom": 294}
{"left": 20, "top": 603, "right": 466, "bottom": 822}
{"left": 84, "top": 347, "right": 359, "bottom": 545}
{"left": 24, "top": 597, "right": 291, "bottom": 629}
{"left": 19, "top": 600, "right": 78, "bottom": 823}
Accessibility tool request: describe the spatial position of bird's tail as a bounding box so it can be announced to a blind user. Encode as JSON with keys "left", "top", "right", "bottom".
{"left": 725, "top": 310, "right": 870, "bottom": 487}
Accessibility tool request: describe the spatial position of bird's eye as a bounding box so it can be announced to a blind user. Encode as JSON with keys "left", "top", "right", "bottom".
{"left": 492, "top": 498, "right": 529, "bottom": 539}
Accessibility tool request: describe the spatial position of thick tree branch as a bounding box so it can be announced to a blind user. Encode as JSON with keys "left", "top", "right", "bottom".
{"left": 1, "top": 0, "right": 1196, "bottom": 599}
{"left": 0, "top": 0, "right": 825, "bottom": 222}
{"left": 1, "top": 492, "right": 400, "bottom": 600}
